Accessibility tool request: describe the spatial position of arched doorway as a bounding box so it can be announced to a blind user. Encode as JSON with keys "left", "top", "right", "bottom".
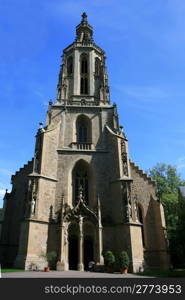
{"left": 83, "top": 236, "right": 94, "bottom": 270}
{"left": 68, "top": 235, "right": 78, "bottom": 270}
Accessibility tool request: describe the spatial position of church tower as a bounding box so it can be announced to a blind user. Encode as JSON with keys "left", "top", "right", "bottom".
{"left": 0, "top": 13, "right": 169, "bottom": 272}
{"left": 56, "top": 12, "right": 110, "bottom": 106}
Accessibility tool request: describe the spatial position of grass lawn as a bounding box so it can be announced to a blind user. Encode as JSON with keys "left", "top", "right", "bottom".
{"left": 1, "top": 269, "right": 25, "bottom": 273}
{"left": 137, "top": 269, "right": 185, "bottom": 278}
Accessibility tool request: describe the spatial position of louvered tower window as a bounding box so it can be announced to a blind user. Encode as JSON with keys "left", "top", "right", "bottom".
{"left": 80, "top": 54, "right": 88, "bottom": 94}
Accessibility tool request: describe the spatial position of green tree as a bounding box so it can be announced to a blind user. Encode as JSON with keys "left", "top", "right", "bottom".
{"left": 148, "top": 163, "right": 185, "bottom": 267}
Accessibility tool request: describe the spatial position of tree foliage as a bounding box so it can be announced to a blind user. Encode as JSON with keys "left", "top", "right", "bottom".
{"left": 149, "top": 163, "right": 183, "bottom": 197}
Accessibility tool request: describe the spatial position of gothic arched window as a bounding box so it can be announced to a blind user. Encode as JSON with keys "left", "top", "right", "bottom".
{"left": 81, "top": 55, "right": 88, "bottom": 74}
{"left": 80, "top": 78, "right": 88, "bottom": 94}
{"left": 76, "top": 115, "right": 91, "bottom": 144}
{"left": 67, "top": 56, "right": 73, "bottom": 75}
{"left": 95, "top": 57, "right": 101, "bottom": 76}
{"left": 72, "top": 160, "right": 89, "bottom": 206}
{"left": 80, "top": 54, "right": 88, "bottom": 94}
{"left": 75, "top": 170, "right": 88, "bottom": 205}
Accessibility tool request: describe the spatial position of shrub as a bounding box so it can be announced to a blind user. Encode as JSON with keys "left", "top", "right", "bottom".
{"left": 46, "top": 251, "right": 57, "bottom": 263}
{"left": 118, "top": 251, "right": 129, "bottom": 269}
{"left": 40, "top": 251, "right": 57, "bottom": 269}
{"left": 104, "top": 251, "right": 115, "bottom": 268}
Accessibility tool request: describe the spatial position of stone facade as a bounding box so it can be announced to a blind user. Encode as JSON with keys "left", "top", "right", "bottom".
{"left": 0, "top": 13, "right": 170, "bottom": 272}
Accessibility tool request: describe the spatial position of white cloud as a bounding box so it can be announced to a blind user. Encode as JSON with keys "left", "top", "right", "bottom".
{"left": 177, "top": 164, "right": 185, "bottom": 170}
{"left": 115, "top": 84, "right": 170, "bottom": 103}
{"left": 125, "top": 86, "right": 169, "bottom": 101}
{"left": 177, "top": 157, "right": 185, "bottom": 170}
{"left": 33, "top": 90, "right": 49, "bottom": 107}
{"left": 177, "top": 156, "right": 185, "bottom": 162}
{"left": 0, "top": 168, "right": 13, "bottom": 177}
{"left": 0, "top": 189, "right": 6, "bottom": 200}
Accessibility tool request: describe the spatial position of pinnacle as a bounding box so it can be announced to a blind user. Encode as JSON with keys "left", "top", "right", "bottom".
{"left": 81, "top": 12, "right": 88, "bottom": 24}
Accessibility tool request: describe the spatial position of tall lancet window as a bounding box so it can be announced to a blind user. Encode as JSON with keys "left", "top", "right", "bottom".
{"left": 72, "top": 160, "right": 89, "bottom": 206}
{"left": 80, "top": 53, "right": 88, "bottom": 94}
{"left": 67, "top": 56, "right": 73, "bottom": 75}
{"left": 95, "top": 57, "right": 101, "bottom": 76}
{"left": 76, "top": 115, "right": 91, "bottom": 144}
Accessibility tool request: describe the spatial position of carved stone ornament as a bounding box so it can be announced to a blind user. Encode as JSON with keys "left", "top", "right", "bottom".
{"left": 121, "top": 139, "right": 128, "bottom": 176}
{"left": 31, "top": 197, "right": 36, "bottom": 215}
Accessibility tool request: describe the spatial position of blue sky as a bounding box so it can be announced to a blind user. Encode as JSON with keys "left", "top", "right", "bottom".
{"left": 1, "top": 0, "right": 185, "bottom": 207}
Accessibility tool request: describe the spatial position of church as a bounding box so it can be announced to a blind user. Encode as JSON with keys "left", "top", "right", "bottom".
{"left": 0, "top": 13, "right": 169, "bottom": 272}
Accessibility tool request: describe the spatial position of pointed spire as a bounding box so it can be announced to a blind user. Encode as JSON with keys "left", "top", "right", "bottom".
{"left": 81, "top": 12, "right": 88, "bottom": 24}
{"left": 76, "top": 12, "right": 93, "bottom": 43}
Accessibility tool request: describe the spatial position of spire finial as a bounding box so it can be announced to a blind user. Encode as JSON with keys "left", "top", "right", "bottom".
{"left": 81, "top": 12, "right": 87, "bottom": 24}
{"left": 76, "top": 12, "right": 93, "bottom": 43}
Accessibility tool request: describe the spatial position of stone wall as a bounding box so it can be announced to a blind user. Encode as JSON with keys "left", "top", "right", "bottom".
{"left": 14, "top": 220, "right": 58, "bottom": 270}
{"left": 0, "top": 159, "right": 33, "bottom": 267}
{"left": 130, "top": 161, "right": 170, "bottom": 270}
